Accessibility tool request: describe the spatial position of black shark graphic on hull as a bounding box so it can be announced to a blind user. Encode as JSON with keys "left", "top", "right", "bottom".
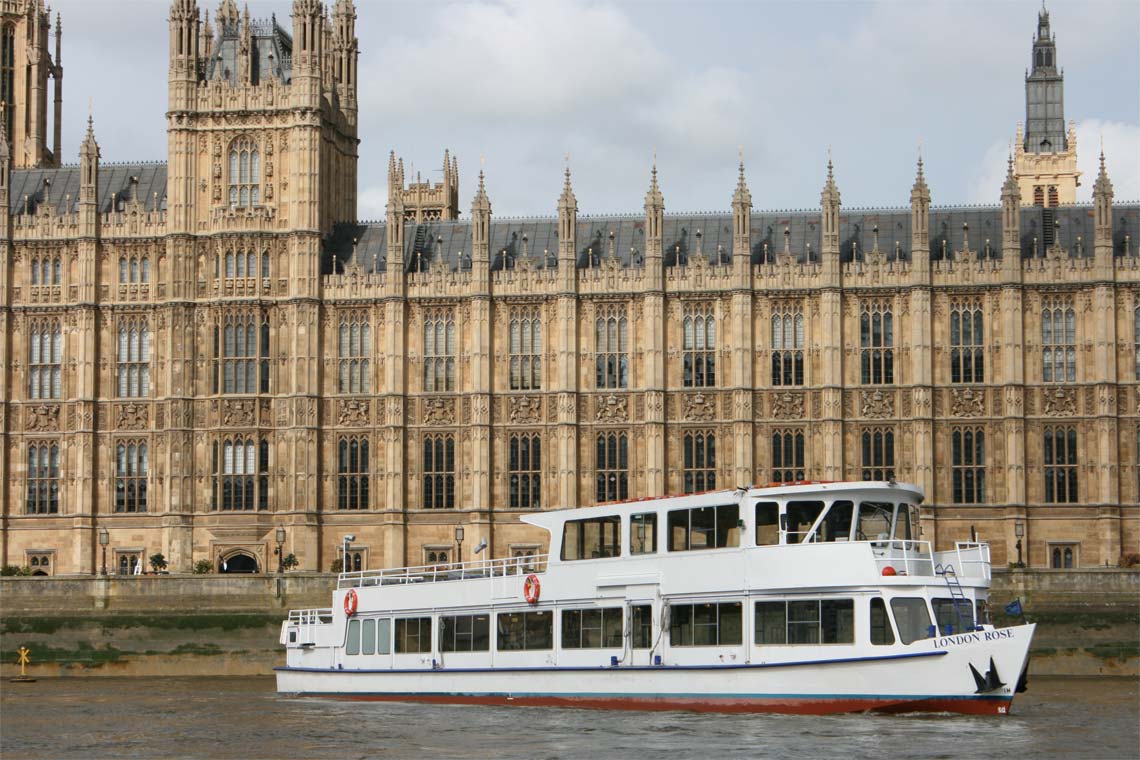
{"left": 969, "top": 657, "right": 1006, "bottom": 694}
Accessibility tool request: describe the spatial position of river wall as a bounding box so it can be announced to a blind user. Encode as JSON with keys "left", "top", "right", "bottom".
{"left": 1, "top": 569, "right": 1136, "bottom": 678}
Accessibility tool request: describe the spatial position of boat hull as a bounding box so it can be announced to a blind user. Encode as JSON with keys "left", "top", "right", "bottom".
{"left": 276, "top": 623, "right": 1033, "bottom": 716}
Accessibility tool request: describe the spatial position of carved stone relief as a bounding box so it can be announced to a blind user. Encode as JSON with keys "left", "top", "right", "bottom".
{"left": 115, "top": 402, "right": 149, "bottom": 430}
{"left": 509, "top": 395, "right": 541, "bottom": 424}
{"left": 338, "top": 399, "right": 370, "bottom": 427}
{"left": 596, "top": 394, "right": 629, "bottom": 423}
{"left": 1042, "top": 387, "right": 1076, "bottom": 416}
{"left": 860, "top": 389, "right": 894, "bottom": 419}
{"left": 950, "top": 388, "right": 986, "bottom": 417}
{"left": 683, "top": 392, "right": 716, "bottom": 422}
{"left": 771, "top": 391, "right": 805, "bottom": 420}
{"left": 25, "top": 404, "right": 60, "bottom": 432}
{"left": 423, "top": 397, "right": 455, "bottom": 426}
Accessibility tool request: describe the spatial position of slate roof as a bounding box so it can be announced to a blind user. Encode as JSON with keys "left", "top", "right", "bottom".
{"left": 10, "top": 163, "right": 167, "bottom": 215}
{"left": 205, "top": 17, "right": 293, "bottom": 86}
{"left": 324, "top": 203, "right": 1140, "bottom": 275}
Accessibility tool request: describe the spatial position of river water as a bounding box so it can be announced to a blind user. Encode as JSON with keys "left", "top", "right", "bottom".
{"left": 1, "top": 675, "right": 1136, "bottom": 759}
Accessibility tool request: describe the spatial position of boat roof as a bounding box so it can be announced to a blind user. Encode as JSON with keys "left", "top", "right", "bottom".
{"left": 520, "top": 480, "right": 924, "bottom": 533}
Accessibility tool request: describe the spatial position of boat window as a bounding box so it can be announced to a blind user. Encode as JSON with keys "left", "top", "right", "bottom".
{"left": 394, "top": 617, "right": 432, "bottom": 653}
{"left": 631, "top": 604, "right": 653, "bottom": 648}
{"left": 893, "top": 503, "right": 919, "bottom": 540}
{"left": 870, "top": 598, "right": 895, "bottom": 645}
{"left": 361, "top": 618, "right": 376, "bottom": 655}
{"left": 497, "top": 610, "right": 553, "bottom": 651}
{"left": 377, "top": 618, "right": 391, "bottom": 654}
{"left": 932, "top": 598, "right": 975, "bottom": 634}
{"left": 346, "top": 618, "right": 361, "bottom": 655}
{"left": 631, "top": 512, "right": 657, "bottom": 554}
{"left": 755, "top": 501, "right": 779, "bottom": 546}
{"left": 562, "top": 607, "right": 623, "bottom": 649}
{"left": 439, "top": 614, "right": 490, "bottom": 652}
{"left": 856, "top": 501, "right": 893, "bottom": 541}
{"left": 668, "top": 504, "right": 739, "bottom": 552}
{"left": 889, "top": 598, "right": 933, "bottom": 645}
{"left": 819, "top": 500, "right": 854, "bottom": 542}
{"left": 785, "top": 501, "right": 824, "bottom": 543}
{"left": 755, "top": 600, "right": 854, "bottom": 645}
{"left": 561, "top": 515, "right": 622, "bottom": 561}
{"left": 670, "top": 602, "right": 742, "bottom": 646}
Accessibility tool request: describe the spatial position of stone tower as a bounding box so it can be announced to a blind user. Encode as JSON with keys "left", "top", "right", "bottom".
{"left": 0, "top": 0, "right": 62, "bottom": 168}
{"left": 1015, "top": 4, "right": 1079, "bottom": 206}
{"left": 389, "top": 149, "right": 460, "bottom": 222}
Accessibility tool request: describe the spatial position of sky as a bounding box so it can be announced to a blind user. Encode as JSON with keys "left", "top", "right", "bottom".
{"left": 52, "top": 0, "right": 1140, "bottom": 220}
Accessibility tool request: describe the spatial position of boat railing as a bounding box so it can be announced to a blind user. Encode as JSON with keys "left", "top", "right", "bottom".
{"left": 870, "top": 539, "right": 936, "bottom": 577}
{"left": 944, "top": 541, "right": 992, "bottom": 581}
{"left": 287, "top": 608, "right": 333, "bottom": 625}
{"left": 337, "top": 553, "right": 550, "bottom": 589}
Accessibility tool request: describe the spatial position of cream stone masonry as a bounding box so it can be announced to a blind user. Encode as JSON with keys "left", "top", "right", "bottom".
{"left": 0, "top": 1, "right": 1137, "bottom": 576}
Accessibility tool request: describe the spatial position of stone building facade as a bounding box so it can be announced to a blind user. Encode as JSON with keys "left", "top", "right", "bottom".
{"left": 1, "top": 1, "right": 1137, "bottom": 576}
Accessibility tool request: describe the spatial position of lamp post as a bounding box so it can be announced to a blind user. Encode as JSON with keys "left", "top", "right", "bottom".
{"left": 1014, "top": 520, "right": 1025, "bottom": 568}
{"left": 455, "top": 526, "right": 465, "bottom": 567}
{"left": 98, "top": 527, "right": 109, "bottom": 576}
{"left": 275, "top": 526, "right": 286, "bottom": 574}
{"left": 341, "top": 534, "right": 355, "bottom": 575}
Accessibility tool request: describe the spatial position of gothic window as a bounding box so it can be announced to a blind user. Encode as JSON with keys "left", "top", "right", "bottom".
{"left": 595, "top": 432, "right": 629, "bottom": 503}
{"left": 347, "top": 551, "right": 365, "bottom": 572}
{"left": 683, "top": 308, "right": 716, "bottom": 388}
{"left": 338, "top": 317, "right": 371, "bottom": 394}
{"left": 337, "top": 436, "right": 369, "bottom": 510}
{"left": 771, "top": 429, "right": 806, "bottom": 483}
{"left": 1044, "top": 426, "right": 1078, "bottom": 504}
{"left": 423, "top": 434, "right": 456, "bottom": 509}
{"left": 1041, "top": 299, "right": 1076, "bottom": 383}
{"left": 26, "top": 442, "right": 60, "bottom": 514}
{"left": 860, "top": 302, "right": 894, "bottom": 385}
{"left": 950, "top": 301, "right": 984, "bottom": 383}
{"left": 1050, "top": 543, "right": 1078, "bottom": 569}
{"left": 509, "top": 310, "right": 542, "bottom": 391}
{"left": 509, "top": 433, "right": 541, "bottom": 509}
{"left": 227, "top": 137, "right": 260, "bottom": 208}
{"left": 32, "top": 256, "right": 61, "bottom": 286}
{"left": 1033, "top": 186, "right": 1045, "bottom": 206}
{"left": 951, "top": 427, "right": 985, "bottom": 504}
{"left": 1133, "top": 307, "right": 1140, "bottom": 380}
{"left": 117, "top": 552, "right": 141, "bottom": 575}
{"left": 118, "top": 256, "right": 149, "bottom": 284}
{"left": 1, "top": 24, "right": 12, "bottom": 141}
{"left": 1048, "top": 186, "right": 1058, "bottom": 208}
{"left": 212, "top": 437, "right": 269, "bottom": 511}
{"left": 222, "top": 249, "right": 260, "bottom": 279}
{"left": 117, "top": 320, "right": 151, "bottom": 398}
{"left": 771, "top": 307, "right": 804, "bottom": 386}
{"left": 26, "top": 553, "right": 51, "bottom": 575}
{"left": 682, "top": 431, "right": 716, "bottom": 493}
{"left": 861, "top": 428, "right": 895, "bottom": 482}
{"left": 423, "top": 311, "right": 456, "bottom": 392}
{"left": 595, "top": 306, "right": 629, "bottom": 389}
{"left": 214, "top": 313, "right": 270, "bottom": 394}
{"left": 28, "top": 318, "right": 62, "bottom": 399}
{"left": 425, "top": 549, "right": 449, "bottom": 565}
{"left": 115, "top": 441, "right": 148, "bottom": 513}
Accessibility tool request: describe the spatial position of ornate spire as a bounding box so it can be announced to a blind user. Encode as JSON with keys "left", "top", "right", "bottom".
{"left": 558, "top": 158, "right": 576, "bottom": 210}
{"left": 910, "top": 150, "right": 930, "bottom": 204}
{"left": 1092, "top": 146, "right": 1113, "bottom": 200}
{"left": 217, "top": 0, "right": 239, "bottom": 28}
{"left": 471, "top": 167, "right": 491, "bottom": 214}
{"left": 820, "top": 149, "right": 840, "bottom": 205}
{"left": 1002, "top": 145, "right": 1019, "bottom": 198}
{"left": 732, "top": 151, "right": 751, "bottom": 208}
{"left": 80, "top": 113, "right": 99, "bottom": 155}
{"left": 644, "top": 155, "right": 663, "bottom": 211}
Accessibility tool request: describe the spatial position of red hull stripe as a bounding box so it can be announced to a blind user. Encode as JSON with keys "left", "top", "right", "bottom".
{"left": 302, "top": 692, "right": 1014, "bottom": 716}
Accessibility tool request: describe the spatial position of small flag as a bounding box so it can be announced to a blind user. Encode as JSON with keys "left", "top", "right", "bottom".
{"left": 1005, "top": 599, "right": 1023, "bottom": 616}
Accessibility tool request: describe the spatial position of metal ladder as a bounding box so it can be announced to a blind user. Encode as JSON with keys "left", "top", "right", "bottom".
{"left": 935, "top": 563, "right": 972, "bottom": 634}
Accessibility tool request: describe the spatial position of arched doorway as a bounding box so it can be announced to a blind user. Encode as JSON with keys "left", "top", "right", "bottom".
{"left": 219, "top": 552, "right": 258, "bottom": 574}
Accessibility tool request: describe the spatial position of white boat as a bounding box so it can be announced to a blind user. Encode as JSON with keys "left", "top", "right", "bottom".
{"left": 276, "top": 481, "right": 1034, "bottom": 715}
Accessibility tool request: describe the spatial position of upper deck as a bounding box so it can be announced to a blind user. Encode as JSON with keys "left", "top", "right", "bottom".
{"left": 336, "top": 481, "right": 991, "bottom": 594}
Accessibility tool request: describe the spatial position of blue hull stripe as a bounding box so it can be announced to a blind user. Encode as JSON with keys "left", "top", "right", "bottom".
{"left": 277, "top": 648, "right": 946, "bottom": 675}
{"left": 295, "top": 690, "right": 1011, "bottom": 703}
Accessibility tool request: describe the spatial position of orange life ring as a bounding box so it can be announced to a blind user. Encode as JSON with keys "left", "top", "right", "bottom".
{"left": 343, "top": 588, "right": 359, "bottom": 616}
{"left": 523, "top": 574, "right": 541, "bottom": 605}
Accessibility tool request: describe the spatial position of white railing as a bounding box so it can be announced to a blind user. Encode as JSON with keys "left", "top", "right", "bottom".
{"left": 287, "top": 608, "right": 333, "bottom": 625}
{"left": 870, "top": 539, "right": 936, "bottom": 577}
{"left": 943, "top": 541, "right": 992, "bottom": 581}
{"left": 337, "top": 554, "right": 550, "bottom": 590}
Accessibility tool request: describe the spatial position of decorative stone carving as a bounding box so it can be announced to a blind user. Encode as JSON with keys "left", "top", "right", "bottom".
{"left": 222, "top": 400, "right": 256, "bottom": 426}
{"left": 116, "top": 402, "right": 149, "bottom": 430}
{"left": 950, "top": 388, "right": 985, "bottom": 417}
{"left": 509, "top": 395, "right": 541, "bottom": 424}
{"left": 338, "top": 399, "right": 370, "bottom": 427}
{"left": 596, "top": 394, "right": 628, "bottom": 422}
{"left": 1042, "top": 387, "right": 1076, "bottom": 416}
{"left": 861, "top": 389, "right": 894, "bottom": 419}
{"left": 423, "top": 397, "right": 455, "bottom": 425}
{"left": 771, "top": 391, "right": 805, "bottom": 420}
{"left": 683, "top": 392, "right": 716, "bottom": 422}
{"left": 25, "top": 404, "right": 60, "bottom": 432}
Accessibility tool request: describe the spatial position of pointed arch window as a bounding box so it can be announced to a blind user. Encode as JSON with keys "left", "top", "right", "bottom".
{"left": 213, "top": 437, "right": 269, "bottom": 511}
{"left": 1042, "top": 299, "right": 1075, "bottom": 383}
{"left": 509, "top": 309, "right": 542, "bottom": 391}
{"left": 423, "top": 434, "right": 456, "bottom": 509}
{"left": 214, "top": 312, "right": 270, "bottom": 394}
{"left": 950, "top": 300, "right": 984, "bottom": 384}
{"left": 682, "top": 431, "right": 716, "bottom": 493}
{"left": 28, "top": 318, "right": 62, "bottom": 399}
{"left": 771, "top": 305, "right": 805, "bottom": 386}
{"left": 595, "top": 306, "right": 629, "bottom": 390}
{"left": 115, "top": 441, "right": 148, "bottom": 513}
{"left": 423, "top": 310, "right": 456, "bottom": 392}
{"left": 228, "top": 137, "right": 261, "bottom": 208}
{"left": 117, "top": 320, "right": 151, "bottom": 397}
{"left": 682, "top": 307, "right": 716, "bottom": 388}
{"left": 860, "top": 301, "right": 894, "bottom": 385}
{"left": 337, "top": 436, "right": 370, "bottom": 510}
{"left": 338, "top": 316, "right": 371, "bottom": 394}
{"left": 595, "top": 432, "right": 629, "bottom": 503}
{"left": 26, "top": 441, "right": 60, "bottom": 514}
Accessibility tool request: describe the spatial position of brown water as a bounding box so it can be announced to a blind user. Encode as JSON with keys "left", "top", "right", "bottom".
{"left": 1, "top": 675, "right": 1137, "bottom": 759}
